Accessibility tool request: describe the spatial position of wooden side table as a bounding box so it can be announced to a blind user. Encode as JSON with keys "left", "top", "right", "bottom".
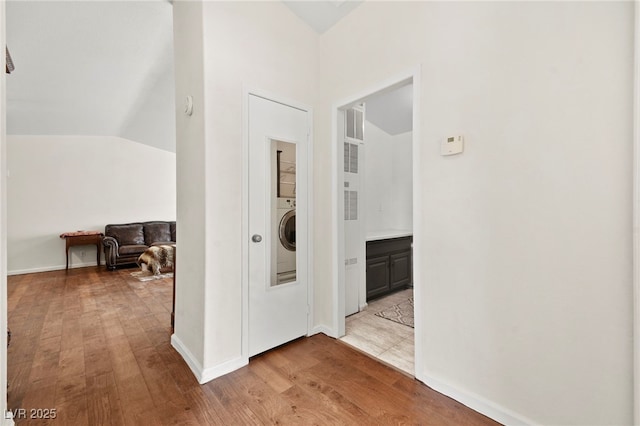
{"left": 59, "top": 231, "right": 104, "bottom": 270}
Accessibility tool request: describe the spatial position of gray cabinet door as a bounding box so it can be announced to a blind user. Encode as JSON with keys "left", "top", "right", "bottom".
{"left": 366, "top": 255, "right": 390, "bottom": 299}
{"left": 390, "top": 251, "right": 411, "bottom": 290}
{"left": 366, "top": 236, "right": 413, "bottom": 301}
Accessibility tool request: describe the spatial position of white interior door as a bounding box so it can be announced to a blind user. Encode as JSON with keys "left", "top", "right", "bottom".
{"left": 248, "top": 94, "right": 309, "bottom": 357}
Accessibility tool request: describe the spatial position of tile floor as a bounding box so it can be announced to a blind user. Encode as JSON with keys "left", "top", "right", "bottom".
{"left": 339, "top": 288, "right": 414, "bottom": 375}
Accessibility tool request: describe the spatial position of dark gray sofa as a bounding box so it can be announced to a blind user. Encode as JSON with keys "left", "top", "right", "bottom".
{"left": 103, "top": 221, "right": 176, "bottom": 270}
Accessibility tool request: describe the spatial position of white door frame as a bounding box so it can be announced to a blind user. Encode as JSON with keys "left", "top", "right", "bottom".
{"left": 330, "top": 66, "right": 422, "bottom": 378}
{"left": 633, "top": 4, "right": 640, "bottom": 424}
{"left": 0, "top": 2, "right": 8, "bottom": 425}
{"left": 241, "top": 88, "right": 314, "bottom": 362}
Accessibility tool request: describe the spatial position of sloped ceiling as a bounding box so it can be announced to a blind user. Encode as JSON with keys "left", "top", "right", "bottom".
{"left": 282, "top": 0, "right": 363, "bottom": 34}
{"left": 366, "top": 83, "right": 413, "bottom": 135}
{"left": 282, "top": 0, "right": 411, "bottom": 135}
{"left": 6, "top": 0, "right": 176, "bottom": 152}
{"left": 5, "top": 0, "right": 408, "bottom": 149}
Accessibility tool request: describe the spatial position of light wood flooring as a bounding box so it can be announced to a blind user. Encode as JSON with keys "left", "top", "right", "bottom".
{"left": 7, "top": 267, "right": 499, "bottom": 425}
{"left": 341, "top": 288, "right": 414, "bottom": 375}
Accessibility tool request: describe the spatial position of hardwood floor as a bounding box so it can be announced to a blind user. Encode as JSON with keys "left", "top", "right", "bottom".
{"left": 7, "top": 267, "right": 499, "bottom": 425}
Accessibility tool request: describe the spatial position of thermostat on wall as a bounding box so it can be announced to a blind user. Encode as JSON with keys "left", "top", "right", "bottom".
{"left": 441, "top": 135, "right": 464, "bottom": 156}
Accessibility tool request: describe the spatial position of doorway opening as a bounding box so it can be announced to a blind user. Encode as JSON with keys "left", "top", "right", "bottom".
{"left": 333, "top": 69, "right": 420, "bottom": 376}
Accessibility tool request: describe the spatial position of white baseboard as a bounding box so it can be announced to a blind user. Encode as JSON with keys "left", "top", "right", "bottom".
{"left": 170, "top": 334, "right": 203, "bottom": 381}
{"left": 421, "top": 373, "right": 537, "bottom": 426}
{"left": 171, "top": 334, "right": 247, "bottom": 385}
{"left": 8, "top": 261, "right": 102, "bottom": 276}
{"left": 200, "top": 357, "right": 248, "bottom": 384}
{"left": 309, "top": 324, "right": 336, "bottom": 338}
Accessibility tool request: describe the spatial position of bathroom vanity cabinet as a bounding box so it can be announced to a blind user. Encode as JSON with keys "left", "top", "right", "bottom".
{"left": 366, "top": 235, "right": 412, "bottom": 301}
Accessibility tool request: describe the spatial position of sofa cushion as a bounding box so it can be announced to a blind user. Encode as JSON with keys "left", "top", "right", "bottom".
{"left": 107, "top": 224, "right": 144, "bottom": 246}
{"left": 144, "top": 222, "right": 171, "bottom": 244}
{"left": 119, "top": 245, "right": 148, "bottom": 255}
{"left": 170, "top": 222, "right": 176, "bottom": 242}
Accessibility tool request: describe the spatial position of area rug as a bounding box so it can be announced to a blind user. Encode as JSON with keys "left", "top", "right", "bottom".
{"left": 130, "top": 271, "right": 173, "bottom": 282}
{"left": 375, "top": 298, "right": 414, "bottom": 328}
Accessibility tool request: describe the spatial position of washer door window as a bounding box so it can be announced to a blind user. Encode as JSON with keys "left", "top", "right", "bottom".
{"left": 279, "top": 210, "right": 296, "bottom": 251}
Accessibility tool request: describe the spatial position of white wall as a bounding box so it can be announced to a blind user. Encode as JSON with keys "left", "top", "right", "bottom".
{"left": 6, "top": 135, "right": 176, "bottom": 274}
{"left": 364, "top": 120, "right": 412, "bottom": 233}
{"left": 172, "top": 0, "right": 207, "bottom": 378}
{"left": 172, "top": 0, "right": 317, "bottom": 381}
{"left": 318, "top": 2, "right": 633, "bottom": 425}
{"left": 391, "top": 130, "right": 412, "bottom": 231}
{"left": 200, "top": 0, "right": 317, "bottom": 371}
{"left": 0, "top": 1, "right": 9, "bottom": 423}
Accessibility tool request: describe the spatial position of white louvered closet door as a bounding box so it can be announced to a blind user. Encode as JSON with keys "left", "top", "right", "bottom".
{"left": 344, "top": 106, "right": 365, "bottom": 316}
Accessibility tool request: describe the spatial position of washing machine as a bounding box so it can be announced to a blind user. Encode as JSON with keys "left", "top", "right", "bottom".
{"left": 276, "top": 198, "right": 296, "bottom": 282}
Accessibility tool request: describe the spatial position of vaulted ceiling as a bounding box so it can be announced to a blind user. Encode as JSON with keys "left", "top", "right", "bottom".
{"left": 283, "top": 0, "right": 412, "bottom": 135}
{"left": 5, "top": 0, "right": 410, "bottom": 151}
{"left": 6, "top": 0, "right": 176, "bottom": 152}
{"left": 282, "top": 0, "right": 363, "bottom": 34}
{"left": 366, "top": 83, "right": 413, "bottom": 135}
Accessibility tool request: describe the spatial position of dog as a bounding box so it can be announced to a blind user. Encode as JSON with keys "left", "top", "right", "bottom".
{"left": 137, "top": 245, "right": 175, "bottom": 275}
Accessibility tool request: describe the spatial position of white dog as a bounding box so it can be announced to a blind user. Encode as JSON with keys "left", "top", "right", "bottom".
{"left": 137, "top": 245, "right": 175, "bottom": 275}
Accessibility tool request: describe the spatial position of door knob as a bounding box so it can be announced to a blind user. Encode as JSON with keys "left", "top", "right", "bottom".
{"left": 252, "top": 234, "right": 262, "bottom": 243}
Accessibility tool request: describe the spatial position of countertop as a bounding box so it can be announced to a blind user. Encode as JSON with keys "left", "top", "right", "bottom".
{"left": 365, "top": 229, "right": 413, "bottom": 242}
